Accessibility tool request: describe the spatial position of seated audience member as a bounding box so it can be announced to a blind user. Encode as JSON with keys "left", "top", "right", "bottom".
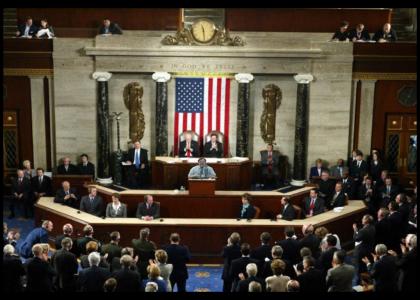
{"left": 136, "top": 194, "right": 160, "bottom": 220}
{"left": 309, "top": 159, "right": 326, "bottom": 180}
{"left": 265, "top": 259, "right": 290, "bottom": 292}
{"left": 248, "top": 281, "right": 263, "bottom": 292}
{"left": 36, "top": 18, "right": 54, "bottom": 38}
{"left": 236, "top": 263, "right": 265, "bottom": 292}
{"left": 57, "top": 156, "right": 79, "bottom": 175}
{"left": 25, "top": 243, "right": 56, "bottom": 292}
{"left": 179, "top": 132, "right": 199, "bottom": 157}
{"left": 105, "top": 193, "right": 127, "bottom": 218}
{"left": 369, "top": 151, "right": 384, "bottom": 184}
{"left": 326, "top": 250, "right": 355, "bottom": 292}
{"left": 132, "top": 228, "right": 157, "bottom": 280}
{"left": 222, "top": 232, "right": 242, "bottom": 292}
{"left": 103, "top": 278, "right": 117, "bottom": 292}
{"left": 16, "top": 16, "right": 38, "bottom": 38}
{"left": 204, "top": 133, "right": 223, "bottom": 158}
{"left": 10, "top": 169, "right": 33, "bottom": 219}
{"left": 374, "top": 170, "right": 389, "bottom": 189}
{"left": 296, "top": 256, "right": 326, "bottom": 292}
{"left": 141, "top": 264, "right": 167, "bottom": 292}
{"left": 99, "top": 18, "right": 123, "bottom": 35}
{"left": 373, "top": 23, "right": 398, "bottom": 42}
{"left": 54, "top": 181, "right": 79, "bottom": 208}
{"left": 31, "top": 167, "right": 52, "bottom": 200}
{"left": 378, "top": 177, "right": 398, "bottom": 207}
{"left": 188, "top": 157, "right": 216, "bottom": 179}
{"left": 3, "top": 244, "right": 25, "bottom": 292}
{"left": 153, "top": 249, "right": 173, "bottom": 292}
{"left": 318, "top": 170, "right": 335, "bottom": 205}
{"left": 277, "top": 227, "right": 299, "bottom": 265}
{"left": 348, "top": 23, "right": 371, "bottom": 42}
{"left": 80, "top": 241, "right": 109, "bottom": 269}
{"left": 55, "top": 223, "right": 77, "bottom": 254}
{"left": 298, "top": 224, "right": 320, "bottom": 258}
{"left": 22, "top": 159, "right": 35, "bottom": 179}
{"left": 362, "top": 244, "right": 398, "bottom": 292}
{"left": 251, "top": 232, "right": 272, "bottom": 269}
{"left": 260, "top": 144, "right": 281, "bottom": 187}
{"left": 125, "top": 140, "right": 149, "bottom": 188}
{"left": 101, "top": 231, "right": 122, "bottom": 264}
{"left": 330, "top": 158, "right": 348, "bottom": 178}
{"left": 18, "top": 220, "right": 53, "bottom": 259}
{"left": 80, "top": 186, "right": 104, "bottom": 217}
{"left": 238, "top": 193, "right": 256, "bottom": 219}
{"left": 331, "top": 21, "right": 349, "bottom": 41}
{"left": 352, "top": 214, "right": 376, "bottom": 277}
{"left": 277, "top": 197, "right": 295, "bottom": 221}
{"left": 163, "top": 233, "right": 191, "bottom": 292}
{"left": 316, "top": 235, "right": 338, "bottom": 276}
{"left": 387, "top": 201, "right": 404, "bottom": 252}
{"left": 375, "top": 208, "right": 391, "bottom": 248}
{"left": 329, "top": 181, "right": 347, "bottom": 208}
{"left": 261, "top": 245, "right": 295, "bottom": 280}
{"left": 76, "top": 224, "right": 101, "bottom": 257}
{"left": 304, "top": 189, "right": 325, "bottom": 217}
{"left": 358, "top": 176, "right": 378, "bottom": 215}
{"left": 350, "top": 150, "right": 368, "bottom": 183}
{"left": 286, "top": 280, "right": 300, "bottom": 292}
{"left": 77, "top": 252, "right": 111, "bottom": 292}
{"left": 51, "top": 237, "right": 78, "bottom": 291}
{"left": 341, "top": 170, "right": 356, "bottom": 199}
{"left": 77, "top": 153, "right": 95, "bottom": 176}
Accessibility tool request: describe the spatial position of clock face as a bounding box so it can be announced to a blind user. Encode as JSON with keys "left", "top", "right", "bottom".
{"left": 398, "top": 86, "right": 417, "bottom": 107}
{"left": 191, "top": 19, "right": 216, "bottom": 43}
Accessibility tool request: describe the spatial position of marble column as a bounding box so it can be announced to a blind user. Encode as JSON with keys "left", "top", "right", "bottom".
{"left": 152, "top": 72, "right": 171, "bottom": 156}
{"left": 291, "top": 74, "right": 314, "bottom": 186}
{"left": 235, "top": 73, "right": 254, "bottom": 157}
{"left": 92, "top": 72, "right": 112, "bottom": 178}
{"left": 358, "top": 80, "right": 377, "bottom": 156}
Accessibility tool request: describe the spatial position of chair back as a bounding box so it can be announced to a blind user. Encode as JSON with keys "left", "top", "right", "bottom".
{"left": 205, "top": 130, "right": 224, "bottom": 144}
{"left": 292, "top": 205, "right": 302, "bottom": 219}
{"left": 179, "top": 130, "right": 199, "bottom": 143}
{"left": 254, "top": 205, "right": 261, "bottom": 219}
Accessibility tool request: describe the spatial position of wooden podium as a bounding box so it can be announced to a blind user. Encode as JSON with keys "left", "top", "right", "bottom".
{"left": 188, "top": 179, "right": 216, "bottom": 196}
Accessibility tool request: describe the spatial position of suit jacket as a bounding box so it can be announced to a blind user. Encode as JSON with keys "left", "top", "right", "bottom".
{"left": 280, "top": 204, "right": 296, "bottom": 221}
{"left": 236, "top": 275, "right": 266, "bottom": 292}
{"left": 132, "top": 239, "right": 156, "bottom": 279}
{"left": 11, "top": 177, "right": 32, "bottom": 198}
{"left": 19, "top": 227, "right": 49, "bottom": 258}
{"left": 222, "top": 244, "right": 242, "bottom": 280}
{"left": 179, "top": 140, "right": 200, "bottom": 157}
{"left": 297, "top": 267, "right": 326, "bottom": 292}
{"left": 318, "top": 179, "right": 336, "bottom": 203}
{"left": 17, "top": 24, "right": 38, "bottom": 37}
{"left": 347, "top": 28, "right": 371, "bottom": 41}
{"left": 31, "top": 175, "right": 52, "bottom": 196}
{"left": 378, "top": 184, "right": 399, "bottom": 205}
{"left": 309, "top": 167, "right": 327, "bottom": 179}
{"left": 330, "top": 165, "right": 348, "bottom": 178}
{"left": 330, "top": 191, "right": 346, "bottom": 208}
{"left": 369, "top": 161, "right": 383, "bottom": 183}
{"left": 80, "top": 255, "right": 110, "bottom": 270}
{"left": 373, "top": 29, "right": 397, "bottom": 42}
{"left": 163, "top": 244, "right": 191, "bottom": 281}
{"left": 238, "top": 204, "right": 256, "bottom": 219}
{"left": 77, "top": 162, "right": 95, "bottom": 176}
{"left": 80, "top": 195, "right": 104, "bottom": 217}
{"left": 395, "top": 247, "right": 417, "bottom": 292}
{"left": 317, "top": 247, "right": 338, "bottom": 275}
{"left": 127, "top": 148, "right": 149, "bottom": 169}
{"left": 76, "top": 236, "right": 101, "bottom": 257}
{"left": 331, "top": 30, "right": 348, "bottom": 41}
{"left": 105, "top": 202, "right": 127, "bottom": 218}
{"left": 229, "top": 256, "right": 259, "bottom": 291}
{"left": 77, "top": 265, "right": 111, "bottom": 292}
{"left": 250, "top": 244, "right": 272, "bottom": 270}
{"left": 388, "top": 211, "right": 404, "bottom": 248}
{"left": 57, "top": 163, "right": 79, "bottom": 175}
{"left": 353, "top": 224, "right": 376, "bottom": 260}
{"left": 260, "top": 150, "right": 280, "bottom": 175}
{"left": 278, "top": 238, "right": 300, "bottom": 265}
{"left": 136, "top": 202, "right": 160, "bottom": 219}
{"left": 54, "top": 234, "right": 77, "bottom": 254}
{"left": 113, "top": 268, "right": 141, "bottom": 292}
{"left": 51, "top": 248, "right": 78, "bottom": 290}
{"left": 98, "top": 23, "right": 123, "bottom": 35}
{"left": 101, "top": 242, "right": 122, "bottom": 263}
{"left": 3, "top": 254, "right": 25, "bottom": 292}
{"left": 54, "top": 187, "right": 79, "bottom": 208}
{"left": 349, "top": 160, "right": 368, "bottom": 181}
{"left": 25, "top": 257, "right": 56, "bottom": 292}
{"left": 304, "top": 197, "right": 325, "bottom": 216}
{"left": 204, "top": 140, "right": 223, "bottom": 158}
{"left": 326, "top": 263, "right": 355, "bottom": 292}
{"left": 358, "top": 184, "right": 376, "bottom": 204}
{"left": 298, "top": 234, "right": 321, "bottom": 259}
{"left": 341, "top": 177, "right": 356, "bottom": 199}
{"left": 375, "top": 218, "right": 391, "bottom": 248}
{"left": 368, "top": 255, "right": 398, "bottom": 292}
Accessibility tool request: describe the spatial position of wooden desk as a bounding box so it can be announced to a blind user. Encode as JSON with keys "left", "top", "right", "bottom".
{"left": 151, "top": 157, "right": 252, "bottom": 190}
{"left": 35, "top": 197, "right": 367, "bottom": 263}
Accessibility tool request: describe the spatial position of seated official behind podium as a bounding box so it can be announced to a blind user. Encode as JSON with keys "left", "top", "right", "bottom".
{"left": 179, "top": 132, "right": 199, "bottom": 157}
{"left": 329, "top": 182, "right": 347, "bottom": 209}
{"left": 80, "top": 186, "right": 104, "bottom": 217}
{"left": 78, "top": 154, "right": 95, "bottom": 177}
{"left": 125, "top": 141, "right": 149, "bottom": 188}
{"left": 188, "top": 157, "right": 216, "bottom": 179}
{"left": 98, "top": 18, "right": 123, "bottom": 35}
{"left": 16, "top": 16, "right": 38, "bottom": 38}
{"left": 238, "top": 193, "right": 256, "bottom": 219}
{"left": 304, "top": 189, "right": 325, "bottom": 218}
{"left": 136, "top": 195, "right": 160, "bottom": 220}
{"left": 204, "top": 133, "right": 223, "bottom": 158}
{"left": 277, "top": 197, "right": 295, "bottom": 221}
{"left": 57, "top": 157, "right": 79, "bottom": 175}
{"left": 105, "top": 193, "right": 127, "bottom": 218}
{"left": 54, "top": 181, "right": 79, "bottom": 208}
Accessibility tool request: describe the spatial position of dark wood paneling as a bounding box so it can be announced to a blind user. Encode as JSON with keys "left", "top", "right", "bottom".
{"left": 3, "top": 39, "right": 53, "bottom": 69}
{"left": 43, "top": 77, "right": 52, "bottom": 170}
{"left": 353, "top": 80, "right": 361, "bottom": 149}
{"left": 226, "top": 8, "right": 392, "bottom": 32}
{"left": 3, "top": 38, "right": 53, "bottom": 51}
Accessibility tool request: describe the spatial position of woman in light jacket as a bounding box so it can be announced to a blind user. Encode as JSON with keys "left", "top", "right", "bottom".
{"left": 105, "top": 193, "right": 127, "bottom": 218}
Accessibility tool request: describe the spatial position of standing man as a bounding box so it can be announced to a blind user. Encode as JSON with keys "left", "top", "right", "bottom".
{"left": 188, "top": 157, "right": 216, "bottom": 179}
{"left": 80, "top": 186, "right": 104, "bottom": 217}
{"left": 125, "top": 141, "right": 149, "bottom": 188}
{"left": 179, "top": 132, "right": 199, "bottom": 157}
{"left": 18, "top": 220, "right": 53, "bottom": 259}
{"left": 78, "top": 154, "right": 95, "bottom": 177}
{"left": 10, "top": 169, "right": 33, "bottom": 219}
{"left": 204, "top": 133, "right": 223, "bottom": 158}
{"left": 57, "top": 157, "right": 79, "bottom": 175}
{"left": 260, "top": 144, "right": 281, "bottom": 187}
{"left": 31, "top": 167, "right": 53, "bottom": 201}
{"left": 349, "top": 150, "right": 368, "bottom": 185}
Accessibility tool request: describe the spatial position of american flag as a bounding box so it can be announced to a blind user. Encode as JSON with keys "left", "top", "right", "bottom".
{"left": 174, "top": 77, "right": 231, "bottom": 156}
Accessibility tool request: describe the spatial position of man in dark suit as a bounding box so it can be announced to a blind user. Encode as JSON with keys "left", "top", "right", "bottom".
{"left": 51, "top": 237, "right": 78, "bottom": 291}
{"left": 31, "top": 167, "right": 53, "bottom": 201}
{"left": 309, "top": 159, "right": 327, "bottom": 181}
{"left": 260, "top": 245, "right": 295, "bottom": 280}
{"left": 77, "top": 252, "right": 111, "bottom": 292}
{"left": 378, "top": 177, "right": 399, "bottom": 207}
{"left": 57, "top": 157, "right": 79, "bottom": 175}
{"left": 329, "top": 182, "right": 347, "bottom": 209}
{"left": 16, "top": 16, "right": 38, "bottom": 37}
{"left": 238, "top": 193, "right": 256, "bottom": 219}
{"left": 55, "top": 223, "right": 77, "bottom": 254}
{"left": 229, "top": 243, "right": 259, "bottom": 292}
{"left": 349, "top": 151, "right": 368, "bottom": 184}
{"left": 136, "top": 194, "right": 160, "bottom": 220}
{"left": 101, "top": 231, "right": 122, "bottom": 264}
{"left": 3, "top": 245, "right": 26, "bottom": 292}
{"left": 330, "top": 158, "right": 348, "bottom": 178}
{"left": 296, "top": 256, "right": 326, "bottom": 292}
{"left": 204, "top": 133, "right": 223, "bottom": 158}
{"left": 373, "top": 23, "right": 398, "bottom": 42}
{"left": 79, "top": 186, "right": 104, "bottom": 217}
{"left": 125, "top": 140, "right": 149, "bottom": 188}
{"left": 260, "top": 144, "right": 281, "bottom": 186}
{"left": 250, "top": 232, "right": 272, "bottom": 269}
{"left": 235, "top": 262, "right": 265, "bottom": 292}
{"left": 25, "top": 244, "right": 56, "bottom": 292}
{"left": 163, "top": 233, "right": 191, "bottom": 292}
{"left": 54, "top": 181, "right": 79, "bottom": 208}
{"left": 112, "top": 255, "right": 141, "bottom": 292}
{"left": 304, "top": 189, "right": 325, "bottom": 217}
{"left": 277, "top": 227, "right": 300, "bottom": 265}
{"left": 341, "top": 171, "right": 356, "bottom": 199}
{"left": 98, "top": 18, "right": 123, "bottom": 35}
{"left": 358, "top": 176, "right": 378, "bottom": 215}
{"left": 326, "top": 250, "right": 355, "bottom": 292}
{"left": 298, "top": 224, "right": 320, "bottom": 259}
{"left": 316, "top": 235, "right": 338, "bottom": 276}
{"left": 331, "top": 21, "right": 349, "bottom": 41}
{"left": 375, "top": 208, "right": 391, "bottom": 248}
{"left": 318, "top": 170, "right": 336, "bottom": 206}
{"left": 352, "top": 214, "right": 376, "bottom": 277}
{"left": 348, "top": 23, "right": 371, "bottom": 42}
{"left": 222, "top": 232, "right": 242, "bottom": 292}
{"left": 387, "top": 201, "right": 404, "bottom": 252}
{"left": 389, "top": 234, "right": 417, "bottom": 292}
{"left": 10, "top": 169, "right": 33, "bottom": 218}
{"left": 77, "top": 153, "right": 95, "bottom": 177}
{"left": 131, "top": 228, "right": 156, "bottom": 280}
{"left": 277, "top": 197, "right": 296, "bottom": 221}
{"left": 179, "top": 132, "right": 200, "bottom": 157}
{"left": 76, "top": 225, "right": 101, "bottom": 257}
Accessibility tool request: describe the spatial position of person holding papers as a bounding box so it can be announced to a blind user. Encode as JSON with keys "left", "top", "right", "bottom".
{"left": 36, "top": 19, "right": 54, "bottom": 39}
{"left": 188, "top": 157, "right": 216, "bottom": 179}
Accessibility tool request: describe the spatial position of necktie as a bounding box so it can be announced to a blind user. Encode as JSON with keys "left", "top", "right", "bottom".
{"left": 135, "top": 150, "right": 140, "bottom": 169}
{"left": 318, "top": 168, "right": 321, "bottom": 176}
{"left": 24, "top": 26, "right": 30, "bottom": 36}
{"left": 65, "top": 166, "right": 68, "bottom": 172}
{"left": 309, "top": 198, "right": 315, "bottom": 214}
{"left": 19, "top": 178, "right": 22, "bottom": 185}
{"left": 39, "top": 176, "right": 42, "bottom": 184}
{"left": 186, "top": 142, "right": 191, "bottom": 157}
{"left": 357, "top": 161, "right": 361, "bottom": 168}
{"left": 387, "top": 186, "right": 390, "bottom": 194}
{"left": 268, "top": 152, "right": 273, "bottom": 172}
{"left": 339, "top": 167, "right": 343, "bottom": 177}
{"left": 200, "top": 167, "right": 204, "bottom": 178}
{"left": 147, "top": 204, "right": 150, "bottom": 210}
{"left": 65, "top": 190, "right": 69, "bottom": 195}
